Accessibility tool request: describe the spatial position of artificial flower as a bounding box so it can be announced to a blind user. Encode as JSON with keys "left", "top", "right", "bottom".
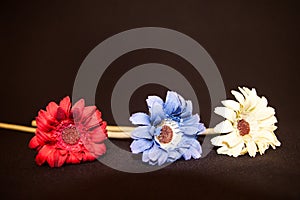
{"left": 211, "top": 87, "right": 281, "bottom": 157}
{"left": 29, "top": 96, "right": 107, "bottom": 167}
{"left": 130, "top": 91, "right": 206, "bottom": 166}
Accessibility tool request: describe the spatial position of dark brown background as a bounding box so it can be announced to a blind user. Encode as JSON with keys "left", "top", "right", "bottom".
{"left": 0, "top": 0, "right": 299, "bottom": 199}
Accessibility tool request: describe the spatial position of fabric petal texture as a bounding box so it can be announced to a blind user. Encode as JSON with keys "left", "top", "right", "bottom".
{"left": 130, "top": 91, "right": 206, "bottom": 166}
{"left": 211, "top": 87, "right": 281, "bottom": 157}
{"left": 130, "top": 112, "right": 151, "bottom": 126}
{"left": 28, "top": 96, "right": 107, "bottom": 167}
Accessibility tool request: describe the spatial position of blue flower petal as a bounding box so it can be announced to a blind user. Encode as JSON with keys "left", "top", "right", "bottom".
{"left": 189, "top": 146, "right": 201, "bottom": 159}
{"left": 167, "top": 150, "right": 182, "bottom": 162}
{"left": 178, "top": 137, "right": 202, "bottom": 160}
{"left": 181, "top": 114, "right": 200, "bottom": 126}
{"left": 180, "top": 126, "right": 201, "bottom": 136}
{"left": 154, "top": 126, "right": 162, "bottom": 136}
{"left": 177, "top": 93, "right": 186, "bottom": 108}
{"left": 149, "top": 126, "right": 156, "bottom": 135}
{"left": 148, "top": 143, "right": 162, "bottom": 162}
{"left": 157, "top": 150, "right": 168, "bottom": 166}
{"left": 178, "top": 136, "right": 198, "bottom": 148}
{"left": 181, "top": 115, "right": 206, "bottom": 134}
{"left": 142, "top": 149, "right": 150, "bottom": 162}
{"left": 131, "top": 126, "right": 153, "bottom": 139}
{"left": 130, "top": 139, "right": 153, "bottom": 154}
{"left": 197, "top": 123, "right": 206, "bottom": 135}
{"left": 146, "top": 96, "right": 164, "bottom": 108}
{"left": 164, "top": 91, "right": 181, "bottom": 116}
{"left": 149, "top": 160, "right": 158, "bottom": 165}
{"left": 190, "top": 138, "right": 202, "bottom": 152}
{"left": 182, "top": 149, "right": 192, "bottom": 160}
{"left": 180, "top": 100, "right": 192, "bottom": 118}
{"left": 129, "top": 91, "right": 205, "bottom": 166}
{"left": 129, "top": 112, "right": 150, "bottom": 126}
{"left": 149, "top": 102, "right": 165, "bottom": 125}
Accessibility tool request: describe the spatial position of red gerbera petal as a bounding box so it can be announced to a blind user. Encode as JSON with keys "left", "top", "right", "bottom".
{"left": 28, "top": 136, "right": 40, "bottom": 149}
{"left": 47, "top": 149, "right": 68, "bottom": 167}
{"left": 71, "top": 99, "right": 85, "bottom": 122}
{"left": 85, "top": 110, "right": 103, "bottom": 130}
{"left": 93, "top": 143, "right": 106, "bottom": 156}
{"left": 39, "top": 109, "right": 58, "bottom": 126}
{"left": 29, "top": 96, "right": 107, "bottom": 167}
{"left": 56, "top": 107, "right": 66, "bottom": 121}
{"left": 81, "top": 106, "right": 97, "bottom": 124}
{"left": 59, "top": 149, "right": 68, "bottom": 156}
{"left": 59, "top": 96, "right": 71, "bottom": 117}
{"left": 35, "top": 145, "right": 55, "bottom": 166}
{"left": 101, "top": 121, "right": 108, "bottom": 137}
{"left": 46, "top": 102, "right": 59, "bottom": 118}
{"left": 36, "top": 111, "right": 56, "bottom": 132}
{"left": 66, "top": 152, "right": 80, "bottom": 164}
{"left": 57, "top": 152, "right": 68, "bottom": 167}
{"left": 35, "top": 129, "right": 54, "bottom": 143}
{"left": 82, "top": 151, "right": 96, "bottom": 162}
{"left": 46, "top": 149, "right": 57, "bottom": 167}
{"left": 74, "top": 152, "right": 83, "bottom": 161}
{"left": 89, "top": 127, "right": 107, "bottom": 143}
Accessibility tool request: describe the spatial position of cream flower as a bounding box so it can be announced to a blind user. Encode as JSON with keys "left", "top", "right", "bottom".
{"left": 211, "top": 87, "right": 281, "bottom": 157}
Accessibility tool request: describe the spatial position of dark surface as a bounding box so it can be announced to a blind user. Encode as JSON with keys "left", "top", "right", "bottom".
{"left": 1, "top": 0, "right": 299, "bottom": 199}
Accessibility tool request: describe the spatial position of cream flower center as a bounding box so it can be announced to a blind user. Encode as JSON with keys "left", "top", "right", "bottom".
{"left": 237, "top": 119, "right": 250, "bottom": 136}
{"left": 157, "top": 125, "right": 173, "bottom": 144}
{"left": 62, "top": 127, "right": 80, "bottom": 145}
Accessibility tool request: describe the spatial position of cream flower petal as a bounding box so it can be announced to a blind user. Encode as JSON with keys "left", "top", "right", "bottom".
{"left": 212, "top": 87, "right": 281, "bottom": 157}
{"left": 259, "top": 116, "right": 277, "bottom": 127}
{"left": 242, "top": 87, "right": 252, "bottom": 95}
{"left": 231, "top": 90, "right": 245, "bottom": 105}
{"left": 247, "top": 89, "right": 259, "bottom": 111}
{"left": 255, "top": 107, "right": 275, "bottom": 120}
{"left": 250, "top": 88, "right": 257, "bottom": 96}
{"left": 214, "top": 107, "right": 236, "bottom": 121}
{"left": 214, "top": 120, "right": 234, "bottom": 133}
{"left": 221, "top": 100, "right": 240, "bottom": 111}
{"left": 245, "top": 140, "right": 257, "bottom": 157}
{"left": 256, "top": 141, "right": 268, "bottom": 155}
{"left": 211, "top": 131, "right": 243, "bottom": 147}
{"left": 239, "top": 88, "right": 251, "bottom": 109}
{"left": 263, "top": 125, "right": 278, "bottom": 132}
{"left": 253, "top": 96, "right": 268, "bottom": 113}
{"left": 255, "top": 130, "right": 280, "bottom": 145}
{"left": 238, "top": 87, "right": 248, "bottom": 97}
{"left": 216, "top": 142, "right": 244, "bottom": 157}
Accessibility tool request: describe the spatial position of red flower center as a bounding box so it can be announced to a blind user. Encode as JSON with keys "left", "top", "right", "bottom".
{"left": 158, "top": 125, "right": 173, "bottom": 144}
{"left": 237, "top": 119, "right": 250, "bottom": 136}
{"left": 61, "top": 127, "right": 81, "bottom": 145}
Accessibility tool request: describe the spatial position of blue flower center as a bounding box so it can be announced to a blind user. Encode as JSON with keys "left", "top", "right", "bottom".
{"left": 157, "top": 125, "right": 173, "bottom": 144}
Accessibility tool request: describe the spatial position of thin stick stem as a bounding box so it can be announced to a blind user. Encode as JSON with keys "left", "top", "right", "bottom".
{"left": 0, "top": 122, "right": 132, "bottom": 138}
{"left": 31, "top": 120, "right": 135, "bottom": 132}
{"left": 2, "top": 121, "right": 217, "bottom": 139}
{"left": 0, "top": 122, "right": 36, "bottom": 133}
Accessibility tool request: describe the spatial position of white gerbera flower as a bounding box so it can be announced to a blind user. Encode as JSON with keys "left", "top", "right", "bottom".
{"left": 211, "top": 87, "right": 281, "bottom": 157}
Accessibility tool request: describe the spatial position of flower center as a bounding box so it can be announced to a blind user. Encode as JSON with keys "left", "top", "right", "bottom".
{"left": 157, "top": 125, "right": 173, "bottom": 144}
{"left": 237, "top": 119, "right": 250, "bottom": 136}
{"left": 61, "top": 127, "right": 80, "bottom": 145}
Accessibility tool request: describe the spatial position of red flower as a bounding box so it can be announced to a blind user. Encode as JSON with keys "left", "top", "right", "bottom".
{"left": 29, "top": 96, "right": 107, "bottom": 167}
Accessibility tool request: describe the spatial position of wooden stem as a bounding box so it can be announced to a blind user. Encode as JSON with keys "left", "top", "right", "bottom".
{"left": 0, "top": 122, "right": 36, "bottom": 133}
{"left": 1, "top": 121, "right": 217, "bottom": 139}
{"left": 31, "top": 120, "right": 135, "bottom": 132}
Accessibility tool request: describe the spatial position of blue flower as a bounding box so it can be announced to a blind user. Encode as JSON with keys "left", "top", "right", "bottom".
{"left": 129, "top": 91, "right": 206, "bottom": 166}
